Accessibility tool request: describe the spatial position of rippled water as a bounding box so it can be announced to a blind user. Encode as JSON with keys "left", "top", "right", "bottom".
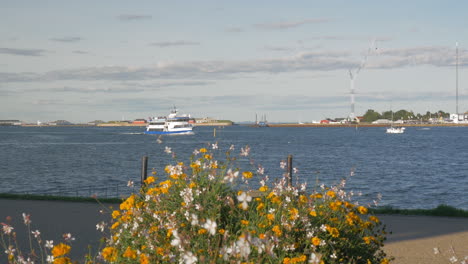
{"left": 1, "top": 125, "right": 467, "bottom": 209}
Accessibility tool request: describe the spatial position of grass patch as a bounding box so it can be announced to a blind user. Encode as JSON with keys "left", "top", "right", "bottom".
{"left": 0, "top": 193, "right": 121, "bottom": 204}
{"left": 371, "top": 204, "right": 468, "bottom": 218}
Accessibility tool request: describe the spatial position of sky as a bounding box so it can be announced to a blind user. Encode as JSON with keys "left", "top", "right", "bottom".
{"left": 1, "top": 0, "right": 468, "bottom": 123}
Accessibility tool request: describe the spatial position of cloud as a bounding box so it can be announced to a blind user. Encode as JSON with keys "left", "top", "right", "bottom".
{"left": 117, "top": 14, "right": 152, "bottom": 21}
{"left": 57, "top": 86, "right": 145, "bottom": 93}
{"left": 149, "top": 41, "right": 200, "bottom": 47}
{"left": 0, "top": 47, "right": 47, "bottom": 56}
{"left": 32, "top": 99, "right": 65, "bottom": 105}
{"left": 254, "top": 18, "right": 328, "bottom": 30}
{"left": 1, "top": 45, "right": 465, "bottom": 84}
{"left": 225, "top": 27, "right": 244, "bottom": 33}
{"left": 50, "top": 37, "right": 82, "bottom": 43}
{"left": 73, "top": 50, "right": 89, "bottom": 54}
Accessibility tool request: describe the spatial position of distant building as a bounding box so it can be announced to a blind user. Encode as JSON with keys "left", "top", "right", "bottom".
{"left": 372, "top": 119, "right": 391, "bottom": 124}
{"left": 133, "top": 119, "right": 147, "bottom": 124}
{"left": 0, "top": 120, "right": 22, "bottom": 126}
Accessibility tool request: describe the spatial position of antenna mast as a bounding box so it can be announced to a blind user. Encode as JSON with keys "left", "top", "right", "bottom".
{"left": 348, "top": 40, "right": 376, "bottom": 121}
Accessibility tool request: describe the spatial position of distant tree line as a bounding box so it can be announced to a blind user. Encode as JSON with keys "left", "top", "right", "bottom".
{"left": 362, "top": 109, "right": 451, "bottom": 122}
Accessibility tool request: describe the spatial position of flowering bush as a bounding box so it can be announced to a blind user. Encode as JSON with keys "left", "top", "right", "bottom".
{"left": 101, "top": 144, "right": 391, "bottom": 264}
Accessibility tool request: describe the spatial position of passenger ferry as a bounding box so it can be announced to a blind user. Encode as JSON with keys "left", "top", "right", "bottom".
{"left": 145, "top": 108, "right": 194, "bottom": 135}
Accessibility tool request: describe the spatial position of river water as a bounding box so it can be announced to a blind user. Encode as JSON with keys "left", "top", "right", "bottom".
{"left": 0, "top": 125, "right": 467, "bottom": 209}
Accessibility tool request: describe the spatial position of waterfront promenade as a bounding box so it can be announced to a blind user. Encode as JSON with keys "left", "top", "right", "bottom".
{"left": 0, "top": 199, "right": 467, "bottom": 263}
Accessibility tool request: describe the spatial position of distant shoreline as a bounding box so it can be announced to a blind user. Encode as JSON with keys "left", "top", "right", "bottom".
{"left": 13, "top": 122, "right": 468, "bottom": 128}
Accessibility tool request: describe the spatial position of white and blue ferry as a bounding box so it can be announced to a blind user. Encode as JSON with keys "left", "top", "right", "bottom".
{"left": 145, "top": 108, "right": 194, "bottom": 135}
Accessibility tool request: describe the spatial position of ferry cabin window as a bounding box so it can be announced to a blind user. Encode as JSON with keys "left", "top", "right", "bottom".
{"left": 148, "top": 128, "right": 164, "bottom": 131}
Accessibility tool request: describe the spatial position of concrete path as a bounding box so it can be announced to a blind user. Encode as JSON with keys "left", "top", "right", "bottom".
{"left": 1, "top": 199, "right": 467, "bottom": 263}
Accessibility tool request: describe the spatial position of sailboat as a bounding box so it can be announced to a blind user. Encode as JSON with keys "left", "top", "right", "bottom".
{"left": 386, "top": 111, "right": 405, "bottom": 134}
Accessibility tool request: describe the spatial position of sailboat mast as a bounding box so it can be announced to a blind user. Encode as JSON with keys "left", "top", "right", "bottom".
{"left": 456, "top": 42, "right": 459, "bottom": 117}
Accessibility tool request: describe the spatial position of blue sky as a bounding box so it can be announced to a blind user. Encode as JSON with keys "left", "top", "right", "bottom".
{"left": 1, "top": 0, "right": 467, "bottom": 123}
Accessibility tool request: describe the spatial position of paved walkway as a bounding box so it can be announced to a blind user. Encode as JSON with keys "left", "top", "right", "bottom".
{"left": 1, "top": 199, "right": 467, "bottom": 263}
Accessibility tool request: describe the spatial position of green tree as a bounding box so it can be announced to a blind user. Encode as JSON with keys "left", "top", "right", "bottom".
{"left": 362, "top": 109, "right": 381, "bottom": 122}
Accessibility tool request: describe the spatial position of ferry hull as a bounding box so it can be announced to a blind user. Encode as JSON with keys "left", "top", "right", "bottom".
{"left": 144, "top": 130, "right": 194, "bottom": 135}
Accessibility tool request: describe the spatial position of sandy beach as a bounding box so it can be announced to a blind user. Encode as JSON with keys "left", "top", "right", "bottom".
{"left": 0, "top": 199, "right": 467, "bottom": 263}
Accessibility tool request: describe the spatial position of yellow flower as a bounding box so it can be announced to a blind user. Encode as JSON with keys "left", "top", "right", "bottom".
{"left": 102, "top": 247, "right": 118, "bottom": 262}
{"left": 326, "top": 226, "right": 340, "bottom": 238}
{"left": 242, "top": 171, "right": 253, "bottom": 179}
{"left": 200, "top": 148, "right": 207, "bottom": 153}
{"left": 198, "top": 228, "right": 207, "bottom": 235}
{"left": 111, "top": 210, "right": 120, "bottom": 219}
{"left": 52, "top": 243, "right": 71, "bottom": 258}
{"left": 256, "top": 202, "right": 265, "bottom": 211}
{"left": 309, "top": 210, "right": 317, "bottom": 217}
{"left": 241, "top": 220, "right": 249, "bottom": 225}
{"left": 369, "top": 215, "right": 380, "bottom": 223}
{"left": 311, "top": 236, "right": 321, "bottom": 246}
{"left": 267, "top": 213, "right": 275, "bottom": 221}
{"left": 156, "top": 247, "right": 164, "bottom": 256}
{"left": 381, "top": 258, "right": 389, "bottom": 264}
{"left": 111, "top": 221, "right": 120, "bottom": 229}
{"left": 259, "top": 233, "right": 266, "bottom": 239}
{"left": 119, "top": 195, "right": 135, "bottom": 211}
{"left": 144, "top": 176, "right": 155, "bottom": 185}
{"left": 358, "top": 206, "right": 368, "bottom": 215}
{"left": 139, "top": 254, "right": 149, "bottom": 264}
{"left": 53, "top": 257, "right": 71, "bottom": 264}
{"left": 363, "top": 236, "right": 373, "bottom": 244}
{"left": 289, "top": 208, "right": 299, "bottom": 220}
{"left": 219, "top": 229, "right": 225, "bottom": 235}
{"left": 299, "top": 195, "right": 308, "bottom": 204}
{"left": 259, "top": 186, "right": 268, "bottom": 192}
{"left": 272, "top": 225, "right": 282, "bottom": 237}
{"left": 283, "top": 257, "right": 291, "bottom": 264}
{"left": 326, "top": 190, "right": 336, "bottom": 198}
{"left": 123, "top": 246, "right": 137, "bottom": 259}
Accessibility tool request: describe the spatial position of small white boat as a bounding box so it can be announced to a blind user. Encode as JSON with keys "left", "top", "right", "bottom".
{"left": 386, "top": 126, "right": 405, "bottom": 134}
{"left": 145, "top": 107, "right": 194, "bottom": 135}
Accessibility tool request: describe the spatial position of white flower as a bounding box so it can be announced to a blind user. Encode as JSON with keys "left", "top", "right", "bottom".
{"left": 22, "top": 213, "right": 31, "bottom": 225}
{"left": 236, "top": 236, "right": 251, "bottom": 259}
{"left": 293, "top": 167, "right": 298, "bottom": 174}
{"left": 63, "top": 233, "right": 75, "bottom": 242}
{"left": 45, "top": 240, "right": 54, "bottom": 249}
{"left": 450, "top": 256, "right": 458, "bottom": 263}
{"left": 182, "top": 251, "right": 197, "bottom": 264}
{"left": 170, "top": 230, "right": 181, "bottom": 247}
{"left": 156, "top": 136, "right": 163, "bottom": 144}
{"left": 280, "top": 160, "right": 286, "bottom": 169}
{"left": 257, "top": 166, "right": 264, "bottom": 175}
{"left": 193, "top": 149, "right": 199, "bottom": 155}
{"left": 47, "top": 255, "right": 54, "bottom": 263}
{"left": 127, "top": 180, "right": 134, "bottom": 187}
{"left": 203, "top": 219, "right": 217, "bottom": 236}
{"left": 237, "top": 192, "right": 252, "bottom": 210}
{"left": 96, "top": 222, "right": 106, "bottom": 232}
{"left": 191, "top": 214, "right": 199, "bottom": 226}
{"left": 240, "top": 146, "right": 250, "bottom": 157}
{"left": 164, "top": 146, "right": 172, "bottom": 154}
{"left": 1, "top": 223, "right": 13, "bottom": 235}
{"left": 32, "top": 230, "right": 40, "bottom": 238}
{"left": 212, "top": 142, "right": 218, "bottom": 149}
{"left": 229, "top": 144, "right": 235, "bottom": 151}
{"left": 330, "top": 252, "right": 337, "bottom": 259}
{"left": 309, "top": 253, "right": 320, "bottom": 264}
{"left": 320, "top": 224, "right": 327, "bottom": 232}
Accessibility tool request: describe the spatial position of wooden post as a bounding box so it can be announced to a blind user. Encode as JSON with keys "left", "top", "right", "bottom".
{"left": 141, "top": 155, "right": 148, "bottom": 186}
{"left": 287, "top": 154, "right": 293, "bottom": 186}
